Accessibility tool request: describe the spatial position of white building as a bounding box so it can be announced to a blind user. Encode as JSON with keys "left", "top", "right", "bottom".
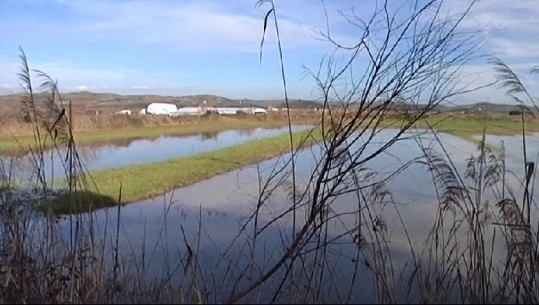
{"left": 249, "top": 107, "right": 267, "bottom": 115}
{"left": 169, "top": 107, "right": 207, "bottom": 116}
{"left": 145, "top": 103, "right": 178, "bottom": 115}
{"left": 140, "top": 104, "right": 267, "bottom": 116}
{"left": 213, "top": 107, "right": 240, "bottom": 115}
{"left": 209, "top": 107, "right": 267, "bottom": 115}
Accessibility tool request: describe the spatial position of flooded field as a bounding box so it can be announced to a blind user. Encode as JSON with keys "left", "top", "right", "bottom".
{"left": 4, "top": 129, "right": 538, "bottom": 303}
{"left": 48, "top": 129, "right": 524, "bottom": 301}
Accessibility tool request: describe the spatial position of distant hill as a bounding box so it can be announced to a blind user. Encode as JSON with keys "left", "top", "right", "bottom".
{"left": 231, "top": 98, "right": 323, "bottom": 109}
{"left": 451, "top": 102, "right": 518, "bottom": 113}
{"left": 175, "top": 95, "right": 239, "bottom": 107}
{"left": 277, "top": 99, "right": 323, "bottom": 109}
{"left": 0, "top": 91, "right": 529, "bottom": 116}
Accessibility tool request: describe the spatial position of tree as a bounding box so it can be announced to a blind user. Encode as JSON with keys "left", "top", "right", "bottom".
{"left": 224, "top": 0, "right": 482, "bottom": 303}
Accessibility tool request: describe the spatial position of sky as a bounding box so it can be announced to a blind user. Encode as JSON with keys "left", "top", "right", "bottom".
{"left": 0, "top": 0, "right": 538, "bottom": 103}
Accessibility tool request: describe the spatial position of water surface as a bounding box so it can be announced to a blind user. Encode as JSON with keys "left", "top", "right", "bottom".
{"left": 55, "top": 129, "right": 484, "bottom": 302}
{"left": 17, "top": 129, "right": 538, "bottom": 302}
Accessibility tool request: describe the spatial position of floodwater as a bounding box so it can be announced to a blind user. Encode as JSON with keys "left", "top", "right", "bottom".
{"left": 477, "top": 132, "right": 539, "bottom": 171}
{"left": 0, "top": 125, "right": 309, "bottom": 183}
{"left": 14, "top": 129, "right": 539, "bottom": 302}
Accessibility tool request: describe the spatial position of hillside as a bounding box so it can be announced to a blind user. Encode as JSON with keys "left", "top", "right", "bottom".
{"left": 451, "top": 102, "right": 520, "bottom": 113}
{"left": 0, "top": 92, "right": 325, "bottom": 116}
{"left": 0, "top": 91, "right": 529, "bottom": 117}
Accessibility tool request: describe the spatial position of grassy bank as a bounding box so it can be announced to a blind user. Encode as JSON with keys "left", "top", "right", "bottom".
{"left": 416, "top": 118, "right": 539, "bottom": 151}
{"left": 0, "top": 117, "right": 314, "bottom": 153}
{"left": 420, "top": 117, "right": 539, "bottom": 136}
{"left": 377, "top": 116, "right": 539, "bottom": 141}
{"left": 48, "top": 128, "right": 320, "bottom": 213}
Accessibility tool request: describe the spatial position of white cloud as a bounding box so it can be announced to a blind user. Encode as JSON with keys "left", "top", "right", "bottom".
{"left": 70, "top": 84, "right": 109, "bottom": 92}
{"left": 2, "top": 0, "right": 537, "bottom": 101}
{"left": 0, "top": 83, "right": 17, "bottom": 94}
{"left": 490, "top": 38, "right": 539, "bottom": 59}
{"left": 439, "top": 0, "right": 539, "bottom": 104}
{"left": 54, "top": 0, "right": 337, "bottom": 52}
{"left": 462, "top": 0, "right": 539, "bottom": 59}
{"left": 130, "top": 85, "right": 150, "bottom": 90}
{"left": 0, "top": 59, "right": 137, "bottom": 93}
{"left": 448, "top": 62, "right": 539, "bottom": 105}
{"left": 36, "top": 61, "right": 128, "bottom": 82}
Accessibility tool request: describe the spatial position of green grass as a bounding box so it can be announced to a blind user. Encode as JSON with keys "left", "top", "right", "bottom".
{"left": 418, "top": 117, "right": 539, "bottom": 136}
{"left": 50, "top": 129, "right": 320, "bottom": 214}
{"left": 0, "top": 119, "right": 312, "bottom": 153}
{"left": 376, "top": 116, "right": 539, "bottom": 139}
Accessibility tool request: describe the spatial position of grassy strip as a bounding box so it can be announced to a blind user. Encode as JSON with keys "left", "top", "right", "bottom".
{"left": 420, "top": 118, "right": 539, "bottom": 136}
{"left": 0, "top": 118, "right": 313, "bottom": 153}
{"left": 376, "top": 117, "right": 539, "bottom": 149}
{"left": 414, "top": 118, "right": 539, "bottom": 153}
{"left": 47, "top": 129, "right": 320, "bottom": 214}
{"left": 378, "top": 117, "right": 539, "bottom": 135}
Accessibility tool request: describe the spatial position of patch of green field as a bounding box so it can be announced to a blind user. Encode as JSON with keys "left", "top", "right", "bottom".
{"left": 50, "top": 129, "right": 320, "bottom": 214}
{"left": 375, "top": 117, "right": 539, "bottom": 141}
{"left": 416, "top": 117, "right": 539, "bottom": 136}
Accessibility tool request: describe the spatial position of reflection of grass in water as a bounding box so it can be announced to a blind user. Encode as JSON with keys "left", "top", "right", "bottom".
{"left": 0, "top": 118, "right": 316, "bottom": 153}
{"left": 44, "top": 190, "right": 117, "bottom": 214}
{"left": 199, "top": 130, "right": 219, "bottom": 141}
{"left": 3, "top": 116, "right": 536, "bottom": 153}
{"left": 446, "top": 132, "right": 502, "bottom": 154}
{"left": 2, "top": 116, "right": 535, "bottom": 155}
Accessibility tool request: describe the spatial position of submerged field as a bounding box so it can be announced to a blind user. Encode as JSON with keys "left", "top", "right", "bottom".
{"left": 2, "top": 0, "right": 538, "bottom": 299}
{"left": 2, "top": 112, "right": 539, "bottom": 303}
{"left": 8, "top": 124, "right": 536, "bottom": 303}
{"left": 0, "top": 109, "right": 539, "bottom": 303}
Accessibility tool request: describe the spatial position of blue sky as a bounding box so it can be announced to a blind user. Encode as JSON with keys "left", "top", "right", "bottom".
{"left": 0, "top": 0, "right": 538, "bottom": 103}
